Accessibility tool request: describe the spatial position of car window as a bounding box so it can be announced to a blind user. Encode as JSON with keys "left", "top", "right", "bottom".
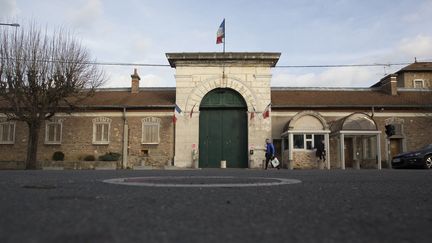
{"left": 421, "top": 144, "right": 432, "bottom": 150}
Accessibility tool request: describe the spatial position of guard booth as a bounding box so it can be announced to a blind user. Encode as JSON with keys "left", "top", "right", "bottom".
{"left": 330, "top": 112, "right": 382, "bottom": 169}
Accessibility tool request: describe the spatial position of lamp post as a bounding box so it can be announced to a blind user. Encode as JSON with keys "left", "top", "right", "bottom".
{"left": 0, "top": 23, "right": 20, "bottom": 27}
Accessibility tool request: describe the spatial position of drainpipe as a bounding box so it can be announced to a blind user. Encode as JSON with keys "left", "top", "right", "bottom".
{"left": 122, "top": 107, "right": 129, "bottom": 169}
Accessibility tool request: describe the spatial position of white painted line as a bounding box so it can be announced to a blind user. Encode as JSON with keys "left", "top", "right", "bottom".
{"left": 103, "top": 176, "right": 301, "bottom": 188}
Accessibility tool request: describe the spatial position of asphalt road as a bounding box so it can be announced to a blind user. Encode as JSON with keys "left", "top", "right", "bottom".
{"left": 0, "top": 169, "right": 431, "bottom": 243}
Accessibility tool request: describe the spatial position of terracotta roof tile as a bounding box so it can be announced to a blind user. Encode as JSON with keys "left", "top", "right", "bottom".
{"left": 76, "top": 88, "right": 176, "bottom": 107}
{"left": 271, "top": 89, "right": 432, "bottom": 107}
{"left": 1, "top": 88, "right": 431, "bottom": 110}
{"left": 397, "top": 62, "right": 432, "bottom": 72}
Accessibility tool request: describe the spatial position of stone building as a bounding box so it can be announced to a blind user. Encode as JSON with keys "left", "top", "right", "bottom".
{"left": 0, "top": 53, "right": 431, "bottom": 169}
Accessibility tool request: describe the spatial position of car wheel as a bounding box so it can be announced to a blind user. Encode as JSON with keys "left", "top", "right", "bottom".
{"left": 425, "top": 155, "right": 432, "bottom": 169}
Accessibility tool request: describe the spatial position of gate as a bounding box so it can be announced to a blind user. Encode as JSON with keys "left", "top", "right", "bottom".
{"left": 199, "top": 88, "right": 248, "bottom": 168}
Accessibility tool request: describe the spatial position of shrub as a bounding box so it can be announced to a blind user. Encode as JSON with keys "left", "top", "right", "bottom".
{"left": 98, "top": 152, "right": 121, "bottom": 161}
{"left": 52, "top": 151, "right": 65, "bottom": 161}
{"left": 83, "top": 155, "right": 96, "bottom": 161}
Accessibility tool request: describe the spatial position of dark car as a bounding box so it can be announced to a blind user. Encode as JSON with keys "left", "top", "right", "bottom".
{"left": 392, "top": 144, "right": 432, "bottom": 169}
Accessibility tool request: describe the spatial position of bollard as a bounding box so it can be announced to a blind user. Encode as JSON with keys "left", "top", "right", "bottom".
{"left": 220, "top": 160, "right": 226, "bottom": 168}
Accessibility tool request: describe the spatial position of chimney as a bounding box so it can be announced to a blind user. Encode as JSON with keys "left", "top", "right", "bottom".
{"left": 131, "top": 68, "right": 141, "bottom": 93}
{"left": 379, "top": 74, "right": 398, "bottom": 96}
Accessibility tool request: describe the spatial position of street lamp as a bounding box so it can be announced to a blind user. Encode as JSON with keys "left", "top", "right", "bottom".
{"left": 0, "top": 23, "right": 20, "bottom": 27}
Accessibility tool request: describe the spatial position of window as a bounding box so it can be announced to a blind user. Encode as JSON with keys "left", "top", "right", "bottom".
{"left": 413, "top": 79, "right": 424, "bottom": 88}
{"left": 293, "top": 134, "right": 324, "bottom": 150}
{"left": 293, "top": 135, "right": 304, "bottom": 149}
{"left": 45, "top": 119, "right": 63, "bottom": 144}
{"left": 0, "top": 121, "right": 15, "bottom": 144}
{"left": 305, "top": 134, "right": 313, "bottom": 149}
{"left": 92, "top": 117, "right": 111, "bottom": 144}
{"left": 142, "top": 117, "right": 160, "bottom": 144}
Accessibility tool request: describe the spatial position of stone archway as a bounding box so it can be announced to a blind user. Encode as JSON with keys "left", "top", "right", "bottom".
{"left": 184, "top": 77, "right": 258, "bottom": 113}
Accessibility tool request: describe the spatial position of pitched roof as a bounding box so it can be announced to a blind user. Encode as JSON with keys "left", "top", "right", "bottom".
{"left": 397, "top": 62, "right": 432, "bottom": 72}
{"left": 1, "top": 87, "right": 430, "bottom": 111}
{"left": 75, "top": 88, "right": 176, "bottom": 108}
{"left": 271, "top": 88, "right": 432, "bottom": 108}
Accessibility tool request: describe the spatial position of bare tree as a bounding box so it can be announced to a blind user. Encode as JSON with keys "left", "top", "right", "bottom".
{"left": 0, "top": 24, "right": 105, "bottom": 169}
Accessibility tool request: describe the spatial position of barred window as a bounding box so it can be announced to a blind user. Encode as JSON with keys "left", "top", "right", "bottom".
{"left": 293, "top": 134, "right": 324, "bottom": 150}
{"left": 142, "top": 117, "right": 160, "bottom": 144}
{"left": 92, "top": 117, "right": 111, "bottom": 144}
{"left": 45, "top": 119, "right": 63, "bottom": 144}
{"left": 0, "top": 122, "right": 15, "bottom": 144}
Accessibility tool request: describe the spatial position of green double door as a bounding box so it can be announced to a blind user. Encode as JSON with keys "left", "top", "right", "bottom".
{"left": 199, "top": 89, "right": 248, "bottom": 168}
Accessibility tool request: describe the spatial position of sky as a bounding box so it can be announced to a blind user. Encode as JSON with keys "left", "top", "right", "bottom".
{"left": 1, "top": 0, "right": 432, "bottom": 88}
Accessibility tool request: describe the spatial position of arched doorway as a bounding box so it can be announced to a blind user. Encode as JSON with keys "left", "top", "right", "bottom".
{"left": 199, "top": 88, "right": 248, "bottom": 168}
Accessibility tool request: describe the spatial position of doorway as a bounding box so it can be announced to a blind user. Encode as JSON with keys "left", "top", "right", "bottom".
{"left": 199, "top": 88, "right": 248, "bottom": 168}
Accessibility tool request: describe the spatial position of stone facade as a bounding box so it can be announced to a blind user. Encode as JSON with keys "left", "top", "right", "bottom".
{"left": 0, "top": 54, "right": 431, "bottom": 170}
{"left": 398, "top": 71, "right": 432, "bottom": 88}
{"left": 0, "top": 111, "right": 174, "bottom": 168}
{"left": 167, "top": 52, "right": 280, "bottom": 168}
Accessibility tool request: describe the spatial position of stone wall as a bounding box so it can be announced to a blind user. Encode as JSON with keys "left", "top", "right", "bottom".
{"left": 0, "top": 112, "right": 174, "bottom": 168}
{"left": 292, "top": 151, "right": 319, "bottom": 169}
{"left": 399, "top": 72, "right": 432, "bottom": 88}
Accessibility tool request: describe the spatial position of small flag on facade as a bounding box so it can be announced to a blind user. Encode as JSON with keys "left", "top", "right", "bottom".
{"left": 262, "top": 103, "right": 271, "bottom": 119}
{"left": 190, "top": 104, "right": 196, "bottom": 118}
{"left": 173, "top": 104, "right": 183, "bottom": 123}
{"left": 250, "top": 106, "right": 256, "bottom": 120}
{"left": 216, "top": 19, "right": 225, "bottom": 44}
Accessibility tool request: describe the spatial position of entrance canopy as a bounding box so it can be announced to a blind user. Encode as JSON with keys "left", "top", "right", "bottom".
{"left": 330, "top": 112, "right": 382, "bottom": 169}
{"left": 331, "top": 112, "right": 377, "bottom": 133}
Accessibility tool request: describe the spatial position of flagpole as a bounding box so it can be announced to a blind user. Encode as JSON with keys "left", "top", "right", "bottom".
{"left": 223, "top": 19, "right": 226, "bottom": 53}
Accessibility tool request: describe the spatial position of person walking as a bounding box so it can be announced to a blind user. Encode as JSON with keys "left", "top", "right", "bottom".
{"left": 265, "top": 138, "right": 279, "bottom": 169}
{"left": 315, "top": 139, "right": 326, "bottom": 169}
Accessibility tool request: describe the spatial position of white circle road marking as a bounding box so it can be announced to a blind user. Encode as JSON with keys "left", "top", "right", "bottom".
{"left": 102, "top": 176, "right": 302, "bottom": 188}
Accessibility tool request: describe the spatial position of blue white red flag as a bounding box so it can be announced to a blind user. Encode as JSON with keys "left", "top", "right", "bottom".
{"left": 262, "top": 103, "right": 271, "bottom": 119}
{"left": 173, "top": 104, "right": 183, "bottom": 123}
{"left": 216, "top": 19, "right": 225, "bottom": 44}
{"left": 189, "top": 104, "right": 196, "bottom": 118}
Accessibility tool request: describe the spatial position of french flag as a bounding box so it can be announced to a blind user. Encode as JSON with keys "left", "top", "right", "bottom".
{"left": 262, "top": 103, "right": 271, "bottom": 119}
{"left": 216, "top": 19, "right": 225, "bottom": 44}
{"left": 173, "top": 104, "right": 183, "bottom": 124}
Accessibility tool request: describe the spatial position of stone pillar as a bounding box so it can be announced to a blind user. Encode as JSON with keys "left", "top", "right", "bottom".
{"left": 377, "top": 134, "right": 382, "bottom": 169}
{"left": 325, "top": 133, "right": 330, "bottom": 169}
{"left": 288, "top": 133, "right": 294, "bottom": 170}
{"left": 340, "top": 133, "right": 345, "bottom": 170}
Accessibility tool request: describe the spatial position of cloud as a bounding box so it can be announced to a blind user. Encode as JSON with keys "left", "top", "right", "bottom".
{"left": 272, "top": 67, "right": 379, "bottom": 87}
{"left": 100, "top": 65, "right": 174, "bottom": 88}
{"left": 0, "top": 0, "right": 18, "bottom": 17}
{"left": 141, "top": 74, "right": 164, "bottom": 87}
{"left": 398, "top": 35, "right": 432, "bottom": 59}
{"left": 273, "top": 34, "right": 432, "bottom": 88}
{"left": 67, "top": 0, "right": 103, "bottom": 29}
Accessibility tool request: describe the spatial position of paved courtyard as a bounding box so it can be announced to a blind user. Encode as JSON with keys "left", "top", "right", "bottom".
{"left": 0, "top": 169, "right": 431, "bottom": 243}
